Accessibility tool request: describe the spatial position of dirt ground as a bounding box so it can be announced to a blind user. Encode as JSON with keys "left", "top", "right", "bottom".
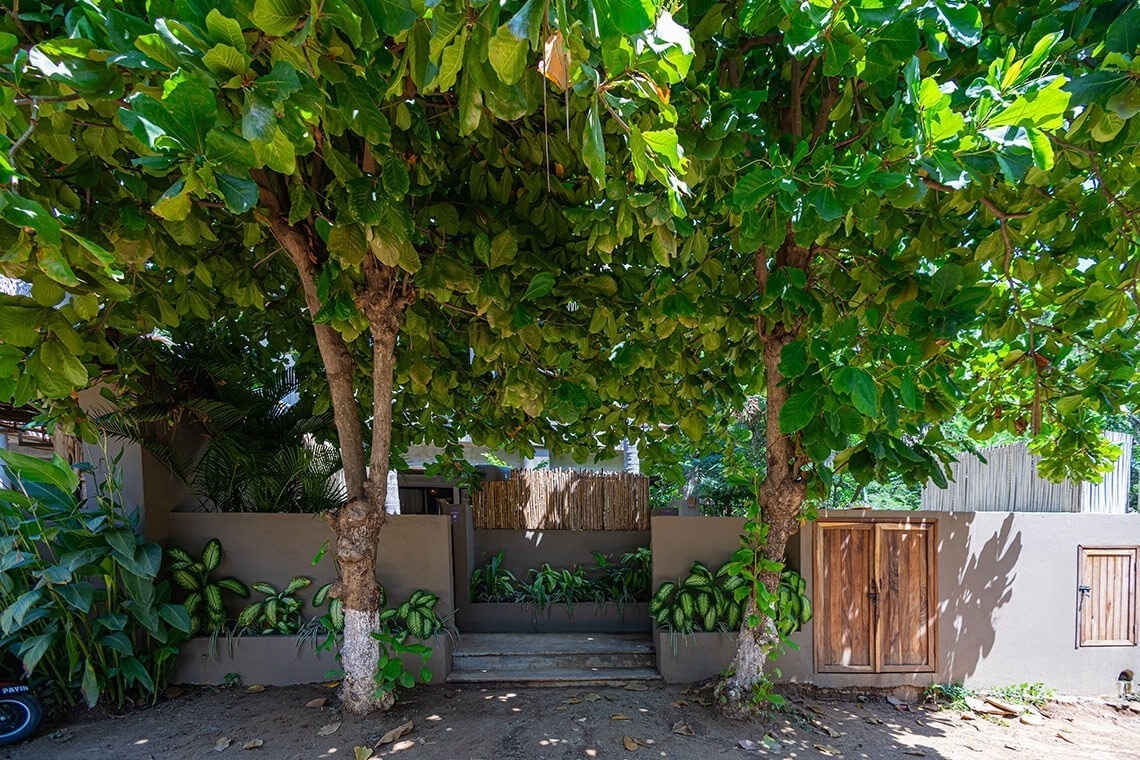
{"left": 3, "top": 680, "right": 1139, "bottom": 760}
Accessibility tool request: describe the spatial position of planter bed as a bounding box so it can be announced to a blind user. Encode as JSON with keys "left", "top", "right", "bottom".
{"left": 458, "top": 602, "right": 650, "bottom": 633}
{"left": 173, "top": 633, "right": 452, "bottom": 686}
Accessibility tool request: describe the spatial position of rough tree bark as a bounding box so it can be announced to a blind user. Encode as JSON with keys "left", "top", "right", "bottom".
{"left": 717, "top": 238, "right": 810, "bottom": 719}
{"left": 261, "top": 183, "right": 413, "bottom": 715}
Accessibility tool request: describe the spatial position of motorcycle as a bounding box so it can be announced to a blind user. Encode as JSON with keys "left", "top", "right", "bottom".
{"left": 0, "top": 683, "right": 41, "bottom": 745}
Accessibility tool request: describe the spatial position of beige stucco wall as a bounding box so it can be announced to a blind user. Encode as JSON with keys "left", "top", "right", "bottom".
{"left": 650, "top": 516, "right": 746, "bottom": 585}
{"left": 167, "top": 513, "right": 455, "bottom": 623}
{"left": 475, "top": 528, "right": 650, "bottom": 580}
{"left": 780, "top": 510, "right": 1140, "bottom": 696}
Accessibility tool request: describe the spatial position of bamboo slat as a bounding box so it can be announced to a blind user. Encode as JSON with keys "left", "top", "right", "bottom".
{"left": 471, "top": 468, "right": 650, "bottom": 530}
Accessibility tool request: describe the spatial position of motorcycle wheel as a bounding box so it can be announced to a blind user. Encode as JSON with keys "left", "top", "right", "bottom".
{"left": 0, "top": 693, "right": 42, "bottom": 745}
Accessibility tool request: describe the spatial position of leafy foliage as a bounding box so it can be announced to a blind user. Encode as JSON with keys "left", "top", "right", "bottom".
{"left": 97, "top": 342, "right": 345, "bottom": 514}
{"left": 237, "top": 577, "right": 313, "bottom": 635}
{"left": 166, "top": 539, "right": 250, "bottom": 635}
{"left": 0, "top": 450, "right": 192, "bottom": 710}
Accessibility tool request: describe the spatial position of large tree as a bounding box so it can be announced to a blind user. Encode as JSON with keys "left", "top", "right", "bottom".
{"left": 0, "top": 0, "right": 694, "bottom": 714}
{"left": 643, "top": 0, "right": 1137, "bottom": 715}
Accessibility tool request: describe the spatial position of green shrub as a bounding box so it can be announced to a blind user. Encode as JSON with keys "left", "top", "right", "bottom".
{"left": 0, "top": 450, "right": 192, "bottom": 710}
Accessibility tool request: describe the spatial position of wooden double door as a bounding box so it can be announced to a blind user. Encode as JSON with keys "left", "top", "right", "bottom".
{"left": 814, "top": 520, "right": 937, "bottom": 673}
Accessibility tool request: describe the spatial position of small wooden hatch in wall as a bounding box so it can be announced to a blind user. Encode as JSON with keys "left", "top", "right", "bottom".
{"left": 1077, "top": 546, "right": 1138, "bottom": 647}
{"left": 814, "top": 519, "right": 937, "bottom": 673}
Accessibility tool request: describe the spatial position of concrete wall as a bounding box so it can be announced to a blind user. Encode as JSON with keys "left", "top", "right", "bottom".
{"left": 784, "top": 510, "right": 1140, "bottom": 695}
{"left": 650, "top": 516, "right": 746, "bottom": 586}
{"left": 473, "top": 528, "right": 650, "bottom": 580}
{"left": 167, "top": 513, "right": 455, "bottom": 622}
{"left": 167, "top": 513, "right": 455, "bottom": 685}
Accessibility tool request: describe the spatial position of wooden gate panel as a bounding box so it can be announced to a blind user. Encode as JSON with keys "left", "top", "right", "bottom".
{"left": 816, "top": 523, "right": 874, "bottom": 672}
{"left": 877, "top": 525, "right": 935, "bottom": 672}
{"left": 1079, "top": 547, "right": 1137, "bottom": 647}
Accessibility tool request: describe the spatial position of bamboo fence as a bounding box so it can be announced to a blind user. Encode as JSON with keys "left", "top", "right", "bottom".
{"left": 472, "top": 469, "right": 650, "bottom": 530}
{"left": 921, "top": 433, "right": 1132, "bottom": 513}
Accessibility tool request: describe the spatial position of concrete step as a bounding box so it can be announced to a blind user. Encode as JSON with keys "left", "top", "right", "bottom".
{"left": 447, "top": 632, "right": 662, "bottom": 687}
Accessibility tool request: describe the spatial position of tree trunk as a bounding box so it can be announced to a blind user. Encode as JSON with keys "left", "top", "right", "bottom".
{"left": 718, "top": 243, "right": 809, "bottom": 718}
{"left": 264, "top": 194, "right": 411, "bottom": 715}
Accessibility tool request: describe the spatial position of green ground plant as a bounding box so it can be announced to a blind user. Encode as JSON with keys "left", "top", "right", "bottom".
{"left": 0, "top": 449, "right": 192, "bottom": 710}
{"left": 166, "top": 539, "right": 250, "bottom": 635}
{"left": 237, "top": 577, "right": 313, "bottom": 635}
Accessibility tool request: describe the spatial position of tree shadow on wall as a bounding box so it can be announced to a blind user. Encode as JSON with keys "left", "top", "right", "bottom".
{"left": 936, "top": 512, "right": 1022, "bottom": 681}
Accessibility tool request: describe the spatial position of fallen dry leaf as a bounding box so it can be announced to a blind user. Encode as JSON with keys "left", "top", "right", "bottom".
{"left": 378, "top": 720, "right": 414, "bottom": 745}
{"left": 353, "top": 748, "right": 373, "bottom": 760}
{"left": 214, "top": 737, "right": 232, "bottom": 751}
{"left": 865, "top": 717, "right": 883, "bottom": 725}
{"left": 1056, "top": 732, "right": 1075, "bottom": 744}
{"left": 583, "top": 692, "right": 602, "bottom": 702}
{"left": 671, "top": 721, "right": 695, "bottom": 736}
{"left": 1020, "top": 713, "right": 1045, "bottom": 727}
{"left": 760, "top": 734, "right": 781, "bottom": 750}
{"left": 672, "top": 700, "right": 689, "bottom": 708}
{"left": 242, "top": 739, "right": 264, "bottom": 750}
{"left": 695, "top": 698, "right": 711, "bottom": 706}
{"left": 814, "top": 743, "right": 841, "bottom": 756}
{"left": 323, "top": 681, "right": 340, "bottom": 689}
{"left": 610, "top": 713, "right": 630, "bottom": 721}
{"left": 163, "top": 686, "right": 185, "bottom": 699}
{"left": 635, "top": 738, "right": 653, "bottom": 747}
{"left": 563, "top": 697, "right": 581, "bottom": 705}
{"left": 903, "top": 751, "right": 926, "bottom": 757}
{"left": 807, "top": 704, "right": 826, "bottom": 715}
{"left": 624, "top": 683, "right": 648, "bottom": 692}
{"left": 817, "top": 723, "right": 840, "bottom": 738}
{"left": 305, "top": 697, "right": 328, "bottom": 708}
{"left": 622, "top": 736, "right": 639, "bottom": 751}
{"left": 391, "top": 740, "right": 415, "bottom": 751}
{"left": 317, "top": 721, "right": 341, "bottom": 736}
{"left": 244, "top": 685, "right": 265, "bottom": 694}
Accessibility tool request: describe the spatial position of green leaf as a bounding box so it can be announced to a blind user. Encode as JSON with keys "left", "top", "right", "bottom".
{"left": 1025, "top": 127, "right": 1053, "bottom": 170}
{"left": 205, "top": 10, "right": 247, "bottom": 50}
{"left": 1105, "top": 6, "right": 1140, "bottom": 54}
{"left": 39, "top": 340, "right": 88, "bottom": 388}
{"left": 490, "top": 230, "right": 517, "bottom": 267}
{"left": 583, "top": 105, "right": 606, "bottom": 187}
{"left": 935, "top": 1, "right": 981, "bottom": 47}
{"left": 206, "top": 130, "right": 257, "bottom": 169}
{"left": 521, "top": 272, "right": 556, "bottom": 301}
{"left": 838, "top": 367, "right": 879, "bottom": 418}
{"left": 733, "top": 167, "right": 780, "bottom": 208}
{"left": 328, "top": 224, "right": 368, "bottom": 269}
{"left": 779, "top": 392, "right": 819, "bottom": 433}
{"left": 779, "top": 340, "right": 808, "bottom": 378}
{"left": 507, "top": 0, "right": 545, "bottom": 43}
{"left": 255, "top": 62, "right": 302, "bottom": 102}
{"left": 0, "top": 191, "right": 62, "bottom": 244}
{"left": 594, "top": 0, "right": 656, "bottom": 36}
{"left": 339, "top": 77, "right": 391, "bottom": 145}
{"left": 252, "top": 0, "right": 308, "bottom": 37}
{"left": 81, "top": 660, "right": 100, "bottom": 708}
{"left": 202, "top": 44, "right": 249, "bottom": 78}
{"left": 929, "top": 263, "right": 962, "bottom": 305}
{"left": 0, "top": 450, "right": 79, "bottom": 498}
{"left": 242, "top": 93, "right": 277, "bottom": 141}
{"left": 489, "top": 25, "right": 528, "bottom": 85}
{"left": 987, "top": 78, "right": 1069, "bottom": 131}
{"left": 363, "top": 0, "right": 418, "bottom": 36}
{"left": 216, "top": 173, "right": 258, "bottom": 213}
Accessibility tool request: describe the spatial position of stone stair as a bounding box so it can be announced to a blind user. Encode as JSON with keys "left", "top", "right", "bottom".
{"left": 446, "top": 632, "right": 662, "bottom": 687}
